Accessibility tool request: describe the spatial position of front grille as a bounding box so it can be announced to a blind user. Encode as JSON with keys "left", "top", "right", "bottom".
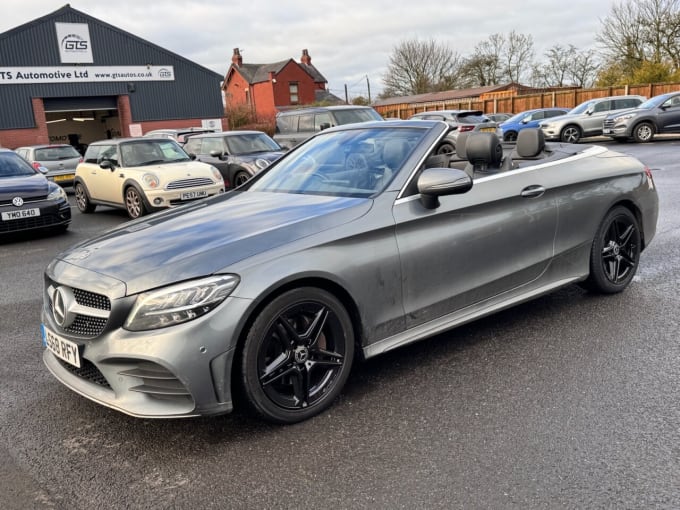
{"left": 0, "top": 196, "right": 48, "bottom": 206}
{"left": 73, "top": 288, "right": 111, "bottom": 310}
{"left": 166, "top": 178, "right": 214, "bottom": 190}
{"left": 603, "top": 119, "right": 616, "bottom": 129}
{"left": 47, "top": 283, "right": 111, "bottom": 338}
{"left": 0, "top": 213, "right": 65, "bottom": 233}
{"left": 57, "top": 357, "right": 111, "bottom": 388}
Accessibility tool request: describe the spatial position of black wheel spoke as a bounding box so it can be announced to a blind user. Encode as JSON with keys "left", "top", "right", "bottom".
{"left": 260, "top": 354, "right": 296, "bottom": 387}
{"left": 302, "top": 307, "right": 329, "bottom": 347}
{"left": 275, "top": 317, "right": 300, "bottom": 348}
{"left": 618, "top": 223, "right": 635, "bottom": 248}
{"left": 291, "top": 368, "right": 310, "bottom": 408}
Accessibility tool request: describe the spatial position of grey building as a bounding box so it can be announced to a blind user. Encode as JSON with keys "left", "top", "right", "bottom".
{"left": 0, "top": 4, "right": 225, "bottom": 150}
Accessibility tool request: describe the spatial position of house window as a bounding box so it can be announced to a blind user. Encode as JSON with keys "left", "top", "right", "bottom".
{"left": 289, "top": 82, "right": 299, "bottom": 104}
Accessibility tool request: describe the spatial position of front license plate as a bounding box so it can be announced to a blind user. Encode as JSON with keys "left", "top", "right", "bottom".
{"left": 41, "top": 324, "right": 81, "bottom": 368}
{"left": 181, "top": 190, "right": 208, "bottom": 200}
{"left": 1, "top": 208, "right": 40, "bottom": 221}
{"left": 603, "top": 129, "right": 612, "bottom": 134}
{"left": 53, "top": 174, "right": 74, "bottom": 182}
{"left": 480, "top": 127, "right": 497, "bottom": 132}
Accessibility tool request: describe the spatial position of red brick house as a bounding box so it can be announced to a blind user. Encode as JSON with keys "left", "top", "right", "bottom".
{"left": 223, "top": 48, "right": 337, "bottom": 121}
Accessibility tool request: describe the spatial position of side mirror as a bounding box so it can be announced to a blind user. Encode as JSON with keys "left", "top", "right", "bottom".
{"left": 585, "top": 107, "right": 594, "bottom": 116}
{"left": 209, "top": 150, "right": 224, "bottom": 158}
{"left": 319, "top": 122, "right": 331, "bottom": 131}
{"left": 37, "top": 165, "right": 49, "bottom": 175}
{"left": 417, "top": 168, "right": 473, "bottom": 209}
{"left": 521, "top": 117, "right": 530, "bottom": 124}
{"left": 99, "top": 159, "right": 114, "bottom": 170}
{"left": 188, "top": 153, "right": 197, "bottom": 160}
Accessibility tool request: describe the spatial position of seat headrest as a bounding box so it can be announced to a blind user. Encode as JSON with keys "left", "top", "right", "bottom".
{"left": 382, "top": 139, "right": 410, "bottom": 169}
{"left": 465, "top": 132, "right": 503, "bottom": 167}
{"left": 455, "top": 132, "right": 470, "bottom": 159}
{"left": 516, "top": 128, "right": 545, "bottom": 158}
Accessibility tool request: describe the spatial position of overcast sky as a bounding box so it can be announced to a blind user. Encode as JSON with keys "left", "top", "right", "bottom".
{"left": 2, "top": 1, "right": 620, "bottom": 98}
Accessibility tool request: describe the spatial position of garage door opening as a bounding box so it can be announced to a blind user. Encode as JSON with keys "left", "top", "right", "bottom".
{"left": 43, "top": 96, "right": 121, "bottom": 155}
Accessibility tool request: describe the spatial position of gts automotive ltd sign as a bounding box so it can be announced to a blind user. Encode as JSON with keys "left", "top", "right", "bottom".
{"left": 55, "top": 23, "right": 93, "bottom": 63}
{"left": 0, "top": 66, "right": 176, "bottom": 84}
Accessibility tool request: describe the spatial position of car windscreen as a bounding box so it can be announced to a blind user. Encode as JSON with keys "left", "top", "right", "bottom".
{"left": 34, "top": 146, "right": 81, "bottom": 161}
{"left": 225, "top": 133, "right": 281, "bottom": 154}
{"left": 637, "top": 95, "right": 671, "bottom": 109}
{"left": 569, "top": 100, "right": 597, "bottom": 115}
{"left": 0, "top": 152, "right": 38, "bottom": 177}
{"left": 332, "top": 109, "right": 384, "bottom": 125}
{"left": 248, "top": 127, "right": 427, "bottom": 198}
{"left": 120, "top": 140, "right": 190, "bottom": 167}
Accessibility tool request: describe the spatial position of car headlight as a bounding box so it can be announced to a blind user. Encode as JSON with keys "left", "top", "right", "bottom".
{"left": 209, "top": 166, "right": 223, "bottom": 182}
{"left": 47, "top": 185, "right": 67, "bottom": 201}
{"left": 614, "top": 114, "right": 635, "bottom": 122}
{"left": 142, "top": 173, "right": 160, "bottom": 189}
{"left": 124, "top": 275, "right": 240, "bottom": 331}
{"left": 255, "top": 158, "right": 271, "bottom": 170}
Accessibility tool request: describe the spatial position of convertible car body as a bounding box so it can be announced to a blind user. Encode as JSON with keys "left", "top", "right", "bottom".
{"left": 41, "top": 121, "right": 658, "bottom": 423}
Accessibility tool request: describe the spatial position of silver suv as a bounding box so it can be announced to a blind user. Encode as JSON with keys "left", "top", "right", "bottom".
{"left": 274, "top": 106, "right": 383, "bottom": 149}
{"left": 540, "top": 95, "right": 646, "bottom": 143}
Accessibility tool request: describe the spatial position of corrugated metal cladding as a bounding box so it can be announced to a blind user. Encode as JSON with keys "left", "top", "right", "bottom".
{"left": 0, "top": 5, "right": 224, "bottom": 130}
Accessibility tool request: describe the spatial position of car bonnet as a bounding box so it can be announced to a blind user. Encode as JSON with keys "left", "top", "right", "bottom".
{"left": 55, "top": 191, "right": 372, "bottom": 295}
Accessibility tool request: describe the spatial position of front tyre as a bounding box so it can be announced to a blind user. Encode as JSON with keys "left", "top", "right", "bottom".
{"left": 241, "top": 287, "right": 354, "bottom": 424}
{"left": 124, "top": 186, "right": 146, "bottom": 219}
{"left": 233, "top": 170, "right": 251, "bottom": 187}
{"left": 633, "top": 122, "right": 654, "bottom": 143}
{"left": 583, "top": 206, "right": 641, "bottom": 294}
{"left": 560, "top": 125, "right": 582, "bottom": 143}
{"left": 74, "top": 183, "right": 96, "bottom": 213}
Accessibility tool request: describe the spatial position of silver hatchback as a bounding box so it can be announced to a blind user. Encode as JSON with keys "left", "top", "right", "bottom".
{"left": 15, "top": 144, "right": 82, "bottom": 187}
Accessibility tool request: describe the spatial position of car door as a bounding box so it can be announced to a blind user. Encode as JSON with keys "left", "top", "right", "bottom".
{"left": 188, "top": 137, "right": 229, "bottom": 178}
{"left": 87, "top": 144, "right": 121, "bottom": 203}
{"left": 583, "top": 100, "right": 611, "bottom": 135}
{"left": 657, "top": 95, "right": 680, "bottom": 132}
{"left": 393, "top": 168, "right": 558, "bottom": 328}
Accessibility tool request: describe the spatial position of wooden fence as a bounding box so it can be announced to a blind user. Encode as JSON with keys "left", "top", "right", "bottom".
{"left": 374, "top": 82, "right": 680, "bottom": 119}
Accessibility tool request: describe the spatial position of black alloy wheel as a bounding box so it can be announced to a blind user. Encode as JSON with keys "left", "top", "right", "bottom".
{"left": 583, "top": 206, "right": 641, "bottom": 293}
{"left": 241, "top": 287, "right": 354, "bottom": 423}
{"left": 233, "top": 171, "right": 251, "bottom": 187}
{"left": 74, "top": 183, "right": 96, "bottom": 213}
{"left": 124, "top": 186, "right": 146, "bottom": 219}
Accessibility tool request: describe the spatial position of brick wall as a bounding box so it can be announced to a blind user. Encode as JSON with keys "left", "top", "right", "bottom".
{"left": 0, "top": 98, "right": 49, "bottom": 149}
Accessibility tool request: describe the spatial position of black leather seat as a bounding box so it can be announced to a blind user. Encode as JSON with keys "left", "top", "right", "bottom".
{"left": 512, "top": 128, "right": 546, "bottom": 159}
{"left": 464, "top": 132, "right": 508, "bottom": 175}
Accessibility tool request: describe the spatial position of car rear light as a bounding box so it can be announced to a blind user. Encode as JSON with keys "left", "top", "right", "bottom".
{"left": 644, "top": 166, "right": 655, "bottom": 188}
{"left": 32, "top": 161, "right": 42, "bottom": 170}
{"left": 459, "top": 125, "right": 474, "bottom": 132}
{"left": 79, "top": 157, "right": 83, "bottom": 163}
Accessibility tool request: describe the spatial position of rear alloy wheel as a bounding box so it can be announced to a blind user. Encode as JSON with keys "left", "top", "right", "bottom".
{"left": 503, "top": 131, "right": 518, "bottom": 142}
{"left": 633, "top": 122, "right": 654, "bottom": 143}
{"left": 241, "top": 287, "right": 354, "bottom": 424}
{"left": 436, "top": 142, "right": 455, "bottom": 155}
{"left": 74, "top": 183, "right": 96, "bottom": 213}
{"left": 124, "top": 187, "right": 146, "bottom": 219}
{"left": 233, "top": 171, "right": 251, "bottom": 187}
{"left": 560, "top": 125, "right": 582, "bottom": 143}
{"left": 583, "top": 206, "right": 641, "bottom": 294}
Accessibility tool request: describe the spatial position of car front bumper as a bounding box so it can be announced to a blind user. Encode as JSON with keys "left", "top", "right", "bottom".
{"left": 41, "top": 264, "right": 252, "bottom": 418}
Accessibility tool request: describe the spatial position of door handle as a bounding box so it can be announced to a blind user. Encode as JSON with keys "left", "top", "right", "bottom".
{"left": 521, "top": 185, "right": 545, "bottom": 198}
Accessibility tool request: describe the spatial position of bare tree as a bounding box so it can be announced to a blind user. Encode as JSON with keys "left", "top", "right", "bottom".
{"left": 381, "top": 39, "right": 465, "bottom": 97}
{"left": 532, "top": 45, "right": 600, "bottom": 88}
{"left": 504, "top": 31, "right": 535, "bottom": 83}
{"left": 597, "top": 0, "right": 680, "bottom": 74}
{"left": 462, "top": 32, "right": 535, "bottom": 86}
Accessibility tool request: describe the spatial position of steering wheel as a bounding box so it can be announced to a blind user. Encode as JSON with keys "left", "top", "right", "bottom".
{"left": 346, "top": 153, "right": 368, "bottom": 172}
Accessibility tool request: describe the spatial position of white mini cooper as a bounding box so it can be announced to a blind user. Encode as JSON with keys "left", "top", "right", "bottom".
{"left": 74, "top": 138, "right": 225, "bottom": 218}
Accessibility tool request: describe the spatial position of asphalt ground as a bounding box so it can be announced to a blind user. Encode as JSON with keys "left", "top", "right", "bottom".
{"left": 1, "top": 137, "right": 679, "bottom": 509}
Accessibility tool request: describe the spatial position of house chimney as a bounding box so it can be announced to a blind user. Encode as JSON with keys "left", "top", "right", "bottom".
{"left": 232, "top": 48, "right": 243, "bottom": 67}
{"left": 301, "top": 49, "right": 311, "bottom": 65}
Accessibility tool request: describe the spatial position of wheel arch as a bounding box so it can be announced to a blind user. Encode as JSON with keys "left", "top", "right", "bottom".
{"left": 229, "top": 276, "right": 365, "bottom": 403}
{"left": 608, "top": 199, "right": 648, "bottom": 250}
{"left": 122, "top": 179, "right": 153, "bottom": 211}
{"left": 632, "top": 119, "right": 657, "bottom": 135}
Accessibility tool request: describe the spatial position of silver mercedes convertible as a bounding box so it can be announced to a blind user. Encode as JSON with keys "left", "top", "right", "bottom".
{"left": 41, "top": 120, "right": 659, "bottom": 423}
